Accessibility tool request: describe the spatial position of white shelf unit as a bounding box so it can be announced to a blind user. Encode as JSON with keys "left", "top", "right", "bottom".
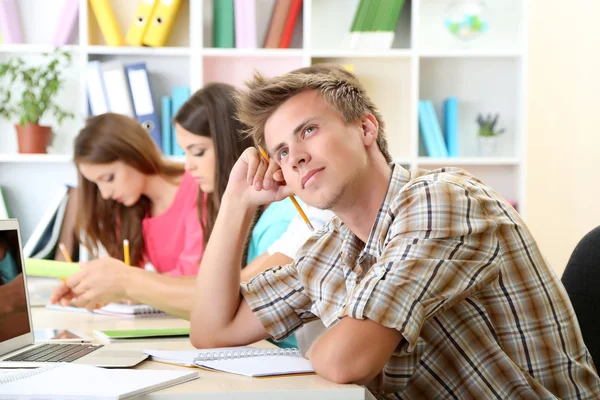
{"left": 0, "top": 0, "right": 527, "bottom": 242}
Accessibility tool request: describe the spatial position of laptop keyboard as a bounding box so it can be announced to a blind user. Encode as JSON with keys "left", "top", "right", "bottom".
{"left": 6, "top": 343, "right": 103, "bottom": 363}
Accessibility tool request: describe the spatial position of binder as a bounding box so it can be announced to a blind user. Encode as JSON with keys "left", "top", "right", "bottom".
{"left": 142, "top": 0, "right": 183, "bottom": 47}
{"left": 279, "top": 0, "right": 302, "bottom": 48}
{"left": 88, "top": 0, "right": 125, "bottom": 46}
{"left": 125, "top": 63, "right": 162, "bottom": 147}
{"left": 52, "top": 0, "right": 79, "bottom": 46}
{"left": 424, "top": 101, "right": 449, "bottom": 158}
{"left": 418, "top": 100, "right": 437, "bottom": 157}
{"left": 264, "top": 0, "right": 291, "bottom": 48}
{"left": 214, "top": 0, "right": 235, "bottom": 48}
{"left": 125, "top": 0, "right": 158, "bottom": 46}
{"left": 161, "top": 96, "right": 173, "bottom": 155}
{"left": 0, "top": 0, "right": 22, "bottom": 44}
{"left": 100, "top": 60, "right": 135, "bottom": 117}
{"left": 236, "top": 0, "right": 257, "bottom": 48}
{"left": 86, "top": 61, "right": 109, "bottom": 116}
{"left": 171, "top": 86, "right": 190, "bottom": 156}
{"left": 444, "top": 97, "right": 459, "bottom": 157}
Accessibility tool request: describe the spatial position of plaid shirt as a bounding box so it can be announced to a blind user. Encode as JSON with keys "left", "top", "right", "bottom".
{"left": 241, "top": 164, "right": 600, "bottom": 399}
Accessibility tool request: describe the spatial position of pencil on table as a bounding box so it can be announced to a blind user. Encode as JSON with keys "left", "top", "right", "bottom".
{"left": 258, "top": 146, "right": 314, "bottom": 231}
{"left": 123, "top": 239, "right": 130, "bottom": 266}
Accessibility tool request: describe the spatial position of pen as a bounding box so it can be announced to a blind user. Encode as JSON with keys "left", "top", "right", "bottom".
{"left": 58, "top": 243, "right": 71, "bottom": 282}
{"left": 123, "top": 239, "right": 130, "bottom": 266}
{"left": 258, "top": 146, "right": 314, "bottom": 232}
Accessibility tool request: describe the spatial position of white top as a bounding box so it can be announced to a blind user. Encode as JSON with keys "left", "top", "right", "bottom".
{"left": 267, "top": 206, "right": 335, "bottom": 258}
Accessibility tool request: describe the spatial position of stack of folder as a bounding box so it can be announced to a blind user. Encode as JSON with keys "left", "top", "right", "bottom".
{"left": 88, "top": 0, "right": 183, "bottom": 47}
{"left": 86, "top": 60, "right": 189, "bottom": 156}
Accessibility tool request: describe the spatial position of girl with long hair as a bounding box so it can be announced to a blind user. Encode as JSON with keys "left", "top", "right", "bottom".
{"left": 50, "top": 83, "right": 307, "bottom": 318}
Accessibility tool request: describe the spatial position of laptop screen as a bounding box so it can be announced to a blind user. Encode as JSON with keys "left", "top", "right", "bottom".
{"left": 0, "top": 227, "right": 31, "bottom": 343}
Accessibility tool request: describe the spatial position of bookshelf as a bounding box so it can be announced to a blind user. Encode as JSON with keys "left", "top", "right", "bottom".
{"left": 0, "top": 0, "right": 527, "bottom": 242}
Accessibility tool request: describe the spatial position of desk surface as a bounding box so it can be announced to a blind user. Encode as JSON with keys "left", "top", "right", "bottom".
{"left": 30, "top": 307, "right": 366, "bottom": 400}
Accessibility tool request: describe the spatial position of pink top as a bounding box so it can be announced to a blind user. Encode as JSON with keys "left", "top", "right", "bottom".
{"left": 142, "top": 172, "right": 204, "bottom": 276}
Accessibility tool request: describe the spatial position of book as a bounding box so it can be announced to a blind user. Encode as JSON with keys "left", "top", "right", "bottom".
{"left": 0, "top": 0, "right": 22, "bottom": 44}
{"left": 25, "top": 259, "right": 80, "bottom": 279}
{"left": 88, "top": 0, "right": 125, "bottom": 46}
{"left": 0, "top": 186, "right": 10, "bottom": 219}
{"left": 263, "top": 0, "right": 291, "bottom": 48}
{"left": 0, "top": 362, "right": 197, "bottom": 399}
{"left": 213, "top": 0, "right": 235, "bottom": 48}
{"left": 142, "top": 0, "right": 183, "bottom": 47}
{"left": 22, "top": 186, "right": 70, "bottom": 259}
{"left": 94, "top": 327, "right": 190, "bottom": 342}
{"left": 46, "top": 302, "right": 167, "bottom": 318}
{"left": 125, "top": 0, "right": 159, "bottom": 46}
{"left": 444, "top": 97, "right": 459, "bottom": 157}
{"left": 279, "top": 0, "right": 302, "bottom": 48}
{"left": 144, "top": 346, "right": 314, "bottom": 377}
{"left": 52, "top": 0, "right": 79, "bottom": 46}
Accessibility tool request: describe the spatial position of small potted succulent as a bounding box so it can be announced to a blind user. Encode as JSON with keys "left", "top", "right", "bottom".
{"left": 0, "top": 49, "right": 74, "bottom": 154}
{"left": 476, "top": 113, "right": 505, "bottom": 157}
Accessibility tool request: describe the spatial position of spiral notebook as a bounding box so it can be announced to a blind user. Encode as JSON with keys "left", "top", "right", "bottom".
{"left": 0, "top": 362, "right": 198, "bottom": 399}
{"left": 144, "top": 346, "right": 314, "bottom": 377}
{"left": 46, "top": 303, "right": 167, "bottom": 318}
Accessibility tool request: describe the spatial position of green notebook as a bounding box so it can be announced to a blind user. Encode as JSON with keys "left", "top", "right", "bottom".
{"left": 25, "top": 258, "right": 80, "bottom": 279}
{"left": 93, "top": 328, "right": 190, "bottom": 342}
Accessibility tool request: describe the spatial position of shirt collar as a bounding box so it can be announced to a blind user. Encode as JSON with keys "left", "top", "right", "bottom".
{"left": 340, "top": 163, "right": 412, "bottom": 265}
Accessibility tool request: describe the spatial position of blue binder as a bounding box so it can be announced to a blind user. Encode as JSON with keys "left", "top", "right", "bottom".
{"left": 444, "top": 97, "right": 459, "bottom": 157}
{"left": 425, "top": 101, "right": 449, "bottom": 158}
{"left": 161, "top": 96, "right": 172, "bottom": 156}
{"left": 124, "top": 62, "right": 161, "bottom": 147}
{"left": 171, "top": 86, "right": 190, "bottom": 156}
{"left": 418, "top": 101, "right": 440, "bottom": 157}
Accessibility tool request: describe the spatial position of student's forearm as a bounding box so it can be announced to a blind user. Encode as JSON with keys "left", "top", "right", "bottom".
{"left": 191, "top": 193, "right": 256, "bottom": 333}
{"left": 123, "top": 269, "right": 196, "bottom": 319}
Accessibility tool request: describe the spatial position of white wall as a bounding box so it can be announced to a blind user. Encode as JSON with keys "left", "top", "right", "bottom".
{"left": 526, "top": 0, "right": 600, "bottom": 276}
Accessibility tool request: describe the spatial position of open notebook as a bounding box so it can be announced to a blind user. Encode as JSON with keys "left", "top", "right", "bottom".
{"left": 0, "top": 363, "right": 197, "bottom": 399}
{"left": 144, "top": 346, "right": 314, "bottom": 377}
{"left": 46, "top": 303, "right": 167, "bottom": 318}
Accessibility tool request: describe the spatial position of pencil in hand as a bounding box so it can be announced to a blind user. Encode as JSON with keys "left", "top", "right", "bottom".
{"left": 257, "top": 146, "right": 314, "bottom": 232}
{"left": 123, "top": 239, "right": 130, "bottom": 266}
{"left": 58, "top": 243, "right": 72, "bottom": 282}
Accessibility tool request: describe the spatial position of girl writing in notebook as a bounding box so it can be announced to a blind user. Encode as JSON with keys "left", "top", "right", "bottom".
{"left": 51, "top": 84, "right": 332, "bottom": 335}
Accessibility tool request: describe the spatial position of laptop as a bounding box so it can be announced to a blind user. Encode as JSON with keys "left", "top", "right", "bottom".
{"left": 0, "top": 219, "right": 148, "bottom": 368}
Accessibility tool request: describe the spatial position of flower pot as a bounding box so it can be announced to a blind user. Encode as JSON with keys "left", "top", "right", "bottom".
{"left": 478, "top": 136, "right": 497, "bottom": 157}
{"left": 15, "top": 124, "right": 52, "bottom": 154}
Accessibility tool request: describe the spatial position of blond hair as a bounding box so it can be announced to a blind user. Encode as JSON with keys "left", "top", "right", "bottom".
{"left": 236, "top": 64, "right": 392, "bottom": 163}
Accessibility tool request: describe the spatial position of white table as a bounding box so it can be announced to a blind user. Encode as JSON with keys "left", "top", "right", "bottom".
{"left": 30, "top": 307, "right": 366, "bottom": 399}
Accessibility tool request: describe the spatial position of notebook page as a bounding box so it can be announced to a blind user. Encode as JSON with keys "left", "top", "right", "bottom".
{"left": 198, "top": 355, "right": 314, "bottom": 377}
{"left": 0, "top": 363, "right": 197, "bottom": 399}
{"left": 144, "top": 346, "right": 259, "bottom": 366}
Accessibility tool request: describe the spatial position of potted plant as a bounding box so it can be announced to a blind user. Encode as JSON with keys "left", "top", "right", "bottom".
{"left": 0, "top": 49, "right": 74, "bottom": 154}
{"left": 476, "top": 113, "right": 505, "bottom": 157}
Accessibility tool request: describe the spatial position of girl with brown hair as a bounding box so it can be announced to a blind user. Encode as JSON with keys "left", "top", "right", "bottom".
{"left": 50, "top": 83, "right": 306, "bottom": 319}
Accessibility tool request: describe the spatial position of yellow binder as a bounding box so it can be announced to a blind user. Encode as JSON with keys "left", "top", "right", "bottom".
{"left": 125, "top": 0, "right": 159, "bottom": 46}
{"left": 142, "top": 0, "right": 183, "bottom": 47}
{"left": 89, "top": 0, "right": 124, "bottom": 46}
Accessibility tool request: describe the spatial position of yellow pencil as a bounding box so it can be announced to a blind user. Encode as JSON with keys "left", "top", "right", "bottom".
{"left": 58, "top": 243, "right": 72, "bottom": 283}
{"left": 258, "top": 147, "right": 314, "bottom": 232}
{"left": 123, "top": 239, "right": 130, "bottom": 266}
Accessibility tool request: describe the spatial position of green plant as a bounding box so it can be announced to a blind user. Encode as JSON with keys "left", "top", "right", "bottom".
{"left": 0, "top": 49, "right": 75, "bottom": 126}
{"left": 476, "top": 113, "right": 505, "bottom": 137}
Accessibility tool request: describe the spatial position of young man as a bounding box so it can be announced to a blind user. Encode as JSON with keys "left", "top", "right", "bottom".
{"left": 190, "top": 65, "right": 600, "bottom": 399}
